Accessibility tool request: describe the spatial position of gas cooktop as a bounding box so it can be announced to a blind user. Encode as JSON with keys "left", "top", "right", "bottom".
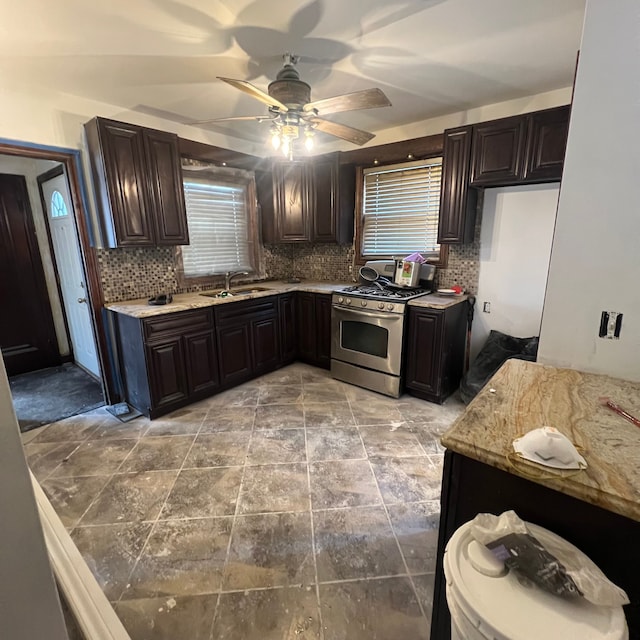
{"left": 339, "top": 284, "right": 432, "bottom": 301}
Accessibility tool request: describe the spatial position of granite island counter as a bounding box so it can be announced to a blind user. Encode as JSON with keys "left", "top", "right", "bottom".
{"left": 431, "top": 359, "right": 640, "bottom": 639}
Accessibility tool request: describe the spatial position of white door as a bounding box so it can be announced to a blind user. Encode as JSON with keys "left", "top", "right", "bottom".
{"left": 41, "top": 171, "right": 101, "bottom": 377}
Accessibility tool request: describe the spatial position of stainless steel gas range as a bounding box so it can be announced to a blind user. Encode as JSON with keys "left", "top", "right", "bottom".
{"left": 330, "top": 283, "right": 432, "bottom": 397}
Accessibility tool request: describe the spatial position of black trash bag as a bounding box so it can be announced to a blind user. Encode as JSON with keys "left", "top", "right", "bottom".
{"left": 460, "top": 330, "right": 539, "bottom": 404}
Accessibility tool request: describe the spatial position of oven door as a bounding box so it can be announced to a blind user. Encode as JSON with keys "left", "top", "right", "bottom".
{"left": 331, "top": 305, "right": 404, "bottom": 376}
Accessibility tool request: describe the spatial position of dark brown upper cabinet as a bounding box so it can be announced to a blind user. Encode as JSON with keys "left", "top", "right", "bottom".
{"left": 85, "top": 117, "right": 189, "bottom": 248}
{"left": 260, "top": 153, "right": 354, "bottom": 244}
{"left": 523, "top": 105, "right": 571, "bottom": 182}
{"left": 437, "top": 126, "right": 478, "bottom": 244}
{"left": 270, "top": 161, "right": 313, "bottom": 242}
{"left": 438, "top": 105, "right": 570, "bottom": 244}
{"left": 470, "top": 115, "right": 527, "bottom": 186}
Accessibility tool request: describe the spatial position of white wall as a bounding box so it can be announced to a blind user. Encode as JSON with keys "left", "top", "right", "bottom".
{"left": 538, "top": 0, "right": 640, "bottom": 380}
{"left": 471, "top": 185, "right": 559, "bottom": 361}
{"left": 0, "top": 358, "right": 69, "bottom": 639}
{"left": 0, "top": 156, "right": 70, "bottom": 355}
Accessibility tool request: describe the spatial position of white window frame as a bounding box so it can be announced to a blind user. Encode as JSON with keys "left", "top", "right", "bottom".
{"left": 176, "top": 164, "right": 262, "bottom": 287}
{"left": 358, "top": 157, "right": 446, "bottom": 265}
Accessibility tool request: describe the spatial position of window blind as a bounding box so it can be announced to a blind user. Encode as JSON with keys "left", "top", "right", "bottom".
{"left": 362, "top": 158, "right": 443, "bottom": 257}
{"left": 181, "top": 177, "right": 251, "bottom": 277}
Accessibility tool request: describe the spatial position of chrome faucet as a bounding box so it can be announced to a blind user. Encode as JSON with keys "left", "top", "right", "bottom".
{"left": 225, "top": 270, "right": 249, "bottom": 291}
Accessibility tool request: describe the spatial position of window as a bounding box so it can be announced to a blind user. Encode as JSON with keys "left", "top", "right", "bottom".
{"left": 358, "top": 157, "right": 445, "bottom": 264}
{"left": 176, "top": 165, "right": 261, "bottom": 285}
{"left": 50, "top": 190, "right": 69, "bottom": 218}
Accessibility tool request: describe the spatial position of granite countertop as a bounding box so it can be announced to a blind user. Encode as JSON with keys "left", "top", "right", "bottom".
{"left": 408, "top": 293, "right": 468, "bottom": 309}
{"left": 441, "top": 359, "right": 640, "bottom": 522}
{"left": 106, "top": 281, "right": 352, "bottom": 318}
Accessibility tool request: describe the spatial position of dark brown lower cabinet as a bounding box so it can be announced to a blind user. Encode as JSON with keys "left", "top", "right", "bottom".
{"left": 215, "top": 297, "right": 280, "bottom": 387}
{"left": 278, "top": 293, "right": 297, "bottom": 364}
{"left": 296, "top": 292, "right": 332, "bottom": 369}
{"left": 115, "top": 308, "right": 219, "bottom": 418}
{"left": 405, "top": 302, "right": 468, "bottom": 403}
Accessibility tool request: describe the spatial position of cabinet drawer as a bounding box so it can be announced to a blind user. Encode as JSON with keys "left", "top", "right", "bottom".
{"left": 215, "top": 297, "right": 277, "bottom": 325}
{"left": 143, "top": 309, "right": 212, "bottom": 342}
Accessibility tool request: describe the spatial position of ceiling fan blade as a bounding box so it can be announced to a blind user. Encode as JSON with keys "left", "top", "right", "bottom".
{"left": 310, "top": 117, "right": 375, "bottom": 146}
{"left": 304, "top": 88, "right": 391, "bottom": 116}
{"left": 217, "top": 77, "right": 288, "bottom": 112}
{"left": 189, "top": 115, "right": 276, "bottom": 125}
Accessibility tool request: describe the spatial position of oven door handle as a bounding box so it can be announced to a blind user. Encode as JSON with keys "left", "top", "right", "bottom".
{"left": 333, "top": 306, "right": 401, "bottom": 321}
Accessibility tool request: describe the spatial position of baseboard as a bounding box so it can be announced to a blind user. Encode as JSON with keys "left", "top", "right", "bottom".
{"left": 31, "top": 474, "right": 131, "bottom": 640}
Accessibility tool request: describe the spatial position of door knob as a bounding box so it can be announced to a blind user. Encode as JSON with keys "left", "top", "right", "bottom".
{"left": 77, "top": 297, "right": 87, "bottom": 303}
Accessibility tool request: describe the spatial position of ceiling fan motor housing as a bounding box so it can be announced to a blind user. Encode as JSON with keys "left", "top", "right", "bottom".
{"left": 268, "top": 63, "right": 311, "bottom": 108}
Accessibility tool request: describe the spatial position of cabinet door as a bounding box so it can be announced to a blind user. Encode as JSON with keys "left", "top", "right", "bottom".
{"left": 96, "top": 119, "right": 154, "bottom": 246}
{"left": 523, "top": 106, "right": 570, "bottom": 182}
{"left": 296, "top": 292, "right": 317, "bottom": 362}
{"left": 470, "top": 116, "right": 527, "bottom": 186}
{"left": 315, "top": 294, "right": 332, "bottom": 369}
{"left": 312, "top": 158, "right": 338, "bottom": 242}
{"left": 217, "top": 323, "right": 252, "bottom": 386}
{"left": 146, "top": 338, "right": 189, "bottom": 409}
{"left": 184, "top": 330, "right": 219, "bottom": 395}
{"left": 251, "top": 315, "right": 280, "bottom": 374}
{"left": 405, "top": 309, "right": 444, "bottom": 398}
{"left": 437, "top": 127, "right": 478, "bottom": 244}
{"left": 144, "top": 129, "right": 190, "bottom": 245}
{"left": 279, "top": 293, "right": 297, "bottom": 363}
{"left": 273, "top": 162, "right": 312, "bottom": 242}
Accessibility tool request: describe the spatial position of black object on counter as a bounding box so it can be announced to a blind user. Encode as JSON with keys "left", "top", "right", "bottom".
{"left": 148, "top": 294, "right": 173, "bottom": 306}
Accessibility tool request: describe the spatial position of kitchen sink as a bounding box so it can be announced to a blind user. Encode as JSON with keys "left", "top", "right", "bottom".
{"left": 200, "top": 286, "right": 271, "bottom": 298}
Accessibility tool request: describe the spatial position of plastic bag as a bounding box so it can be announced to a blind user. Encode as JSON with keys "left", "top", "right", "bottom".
{"left": 460, "top": 331, "right": 539, "bottom": 404}
{"left": 470, "top": 511, "right": 629, "bottom": 607}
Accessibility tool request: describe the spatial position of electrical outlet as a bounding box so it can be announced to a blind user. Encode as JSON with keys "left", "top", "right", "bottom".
{"left": 599, "top": 311, "right": 623, "bottom": 339}
{"left": 483, "top": 302, "right": 491, "bottom": 313}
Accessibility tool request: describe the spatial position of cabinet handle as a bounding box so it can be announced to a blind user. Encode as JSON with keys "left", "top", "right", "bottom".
{"left": 77, "top": 297, "right": 87, "bottom": 304}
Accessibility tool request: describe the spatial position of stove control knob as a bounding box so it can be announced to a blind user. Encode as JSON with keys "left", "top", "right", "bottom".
{"left": 378, "top": 302, "right": 385, "bottom": 310}
{"left": 346, "top": 298, "right": 352, "bottom": 305}
{"left": 387, "top": 304, "right": 394, "bottom": 311}
{"left": 361, "top": 300, "right": 367, "bottom": 307}
{"left": 338, "top": 297, "right": 344, "bottom": 304}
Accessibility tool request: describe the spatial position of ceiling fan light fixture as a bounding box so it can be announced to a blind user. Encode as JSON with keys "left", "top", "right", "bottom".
{"left": 304, "top": 128, "right": 315, "bottom": 152}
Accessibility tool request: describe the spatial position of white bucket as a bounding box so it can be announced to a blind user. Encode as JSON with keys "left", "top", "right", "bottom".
{"left": 444, "top": 520, "right": 628, "bottom": 640}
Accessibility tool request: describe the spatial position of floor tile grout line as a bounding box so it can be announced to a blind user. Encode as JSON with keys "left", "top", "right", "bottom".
{"left": 357, "top": 422, "right": 432, "bottom": 625}
{"left": 303, "top": 414, "right": 325, "bottom": 640}
{"left": 112, "top": 415, "right": 207, "bottom": 605}
{"left": 208, "top": 400, "right": 257, "bottom": 637}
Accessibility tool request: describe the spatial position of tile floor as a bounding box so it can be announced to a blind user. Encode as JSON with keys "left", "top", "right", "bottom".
{"left": 22, "top": 363, "right": 464, "bottom": 640}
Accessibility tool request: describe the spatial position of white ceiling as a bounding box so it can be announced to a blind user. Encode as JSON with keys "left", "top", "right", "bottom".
{"left": 0, "top": 0, "right": 586, "bottom": 152}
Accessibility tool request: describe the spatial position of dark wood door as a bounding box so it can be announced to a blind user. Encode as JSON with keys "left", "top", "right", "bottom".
{"left": 0, "top": 174, "right": 61, "bottom": 375}
{"left": 315, "top": 294, "right": 332, "bottom": 369}
{"left": 437, "top": 127, "right": 478, "bottom": 244}
{"left": 405, "top": 308, "right": 443, "bottom": 397}
{"left": 278, "top": 294, "right": 297, "bottom": 363}
{"left": 217, "top": 323, "right": 252, "bottom": 386}
{"left": 296, "top": 292, "right": 317, "bottom": 363}
{"left": 95, "top": 119, "right": 154, "bottom": 246}
{"left": 251, "top": 315, "right": 280, "bottom": 374}
{"left": 470, "top": 116, "right": 527, "bottom": 185}
{"left": 143, "top": 129, "right": 189, "bottom": 245}
{"left": 523, "top": 106, "right": 570, "bottom": 182}
{"left": 312, "top": 158, "right": 337, "bottom": 242}
{"left": 273, "top": 162, "right": 311, "bottom": 242}
{"left": 146, "top": 338, "right": 189, "bottom": 409}
{"left": 184, "top": 330, "right": 219, "bottom": 395}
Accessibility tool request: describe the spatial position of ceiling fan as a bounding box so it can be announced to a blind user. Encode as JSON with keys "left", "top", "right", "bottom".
{"left": 193, "top": 53, "right": 391, "bottom": 156}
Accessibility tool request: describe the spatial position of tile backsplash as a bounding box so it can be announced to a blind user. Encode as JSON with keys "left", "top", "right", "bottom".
{"left": 98, "top": 233, "right": 481, "bottom": 304}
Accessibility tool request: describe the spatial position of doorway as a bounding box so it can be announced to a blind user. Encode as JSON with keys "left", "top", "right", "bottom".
{"left": 0, "top": 139, "right": 114, "bottom": 429}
